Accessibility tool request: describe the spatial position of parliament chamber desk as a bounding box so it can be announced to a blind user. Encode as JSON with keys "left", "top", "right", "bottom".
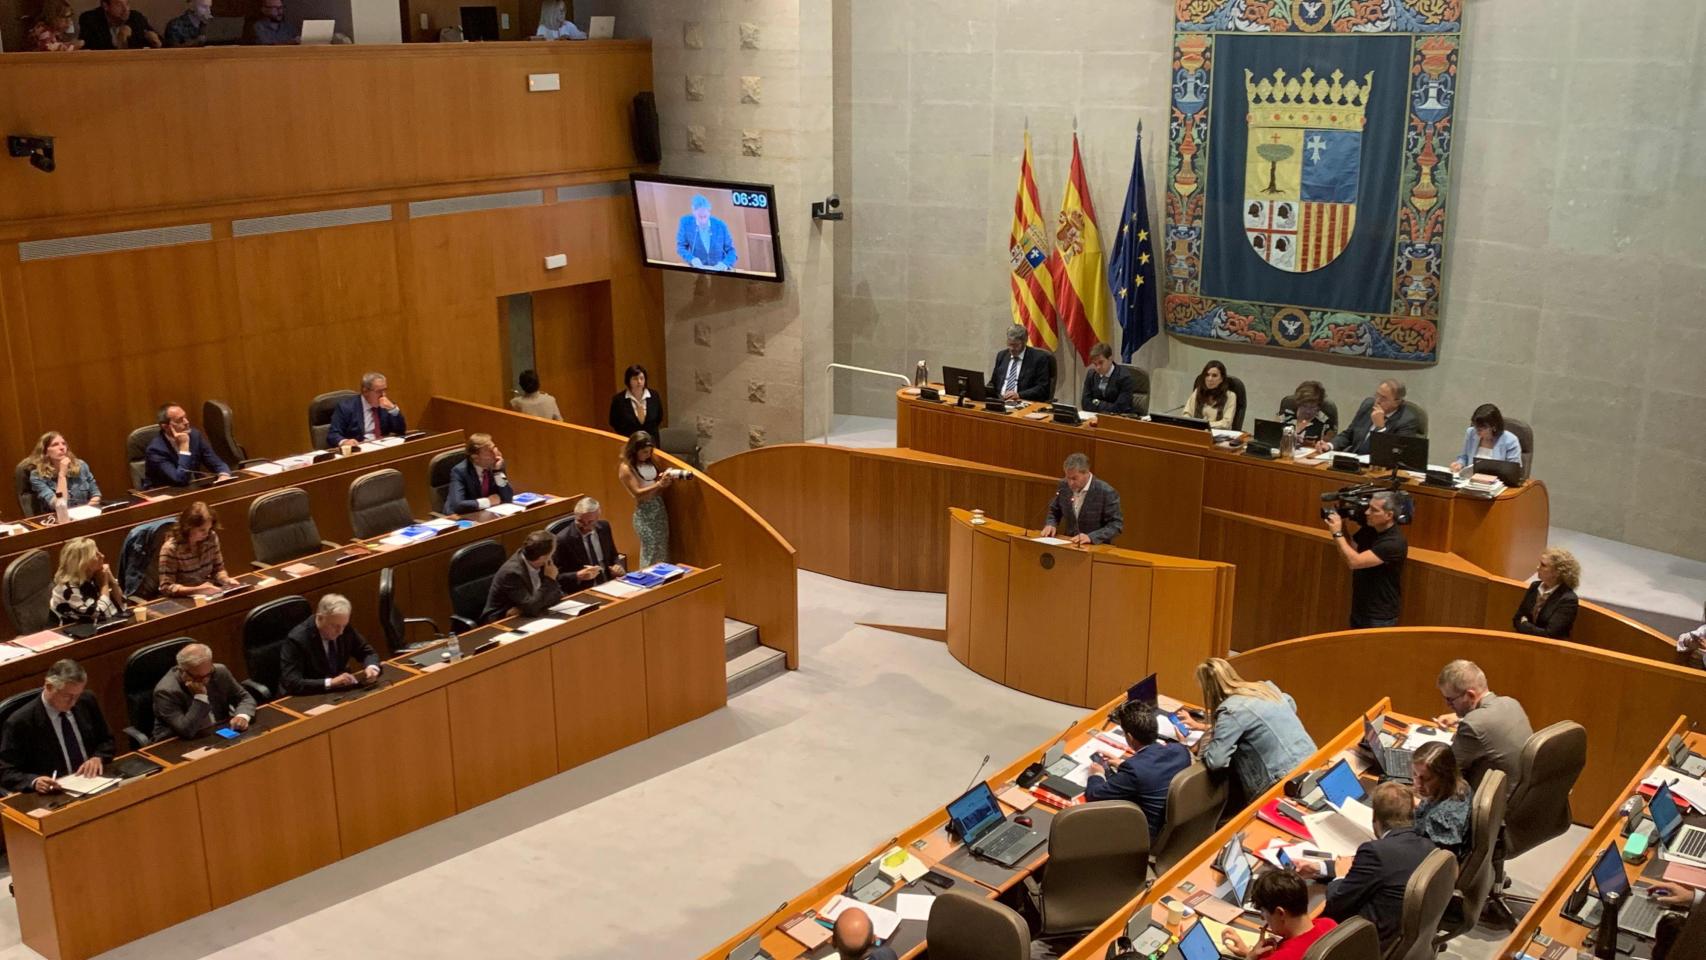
{"left": 1, "top": 565, "right": 726, "bottom": 960}
{"left": 1500, "top": 720, "right": 1703, "bottom": 960}
{"left": 946, "top": 508, "right": 1233, "bottom": 708}
{"left": 0, "top": 491, "right": 577, "bottom": 748}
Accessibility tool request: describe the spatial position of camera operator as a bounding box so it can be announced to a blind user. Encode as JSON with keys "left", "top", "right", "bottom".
{"left": 1323, "top": 490, "right": 1407, "bottom": 629}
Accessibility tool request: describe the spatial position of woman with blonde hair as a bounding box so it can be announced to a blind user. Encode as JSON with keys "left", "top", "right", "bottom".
{"left": 1512, "top": 547, "right": 1579, "bottom": 639}
{"left": 1191, "top": 658, "right": 1316, "bottom": 802}
{"left": 50, "top": 538, "right": 125, "bottom": 624}
{"left": 533, "top": 0, "right": 585, "bottom": 39}
{"left": 27, "top": 431, "right": 102, "bottom": 516}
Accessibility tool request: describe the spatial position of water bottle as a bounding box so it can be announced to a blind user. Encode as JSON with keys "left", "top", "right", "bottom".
{"left": 1279, "top": 424, "right": 1295, "bottom": 459}
{"left": 54, "top": 498, "right": 69, "bottom": 525}
{"left": 1593, "top": 890, "right": 1620, "bottom": 960}
{"left": 914, "top": 360, "right": 929, "bottom": 387}
{"left": 446, "top": 630, "right": 462, "bottom": 663}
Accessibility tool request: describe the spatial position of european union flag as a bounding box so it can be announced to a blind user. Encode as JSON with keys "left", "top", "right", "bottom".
{"left": 1109, "top": 126, "right": 1160, "bottom": 362}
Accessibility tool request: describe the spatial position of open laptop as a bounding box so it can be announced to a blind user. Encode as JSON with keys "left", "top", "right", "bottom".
{"left": 1472, "top": 457, "right": 1523, "bottom": 487}
{"left": 1212, "top": 835, "right": 1253, "bottom": 908}
{"left": 941, "top": 365, "right": 989, "bottom": 403}
{"left": 946, "top": 782, "right": 1045, "bottom": 867}
{"left": 1316, "top": 758, "right": 1368, "bottom": 808}
{"left": 1586, "top": 842, "right": 1669, "bottom": 938}
{"left": 1171, "top": 916, "right": 1241, "bottom": 960}
{"left": 299, "top": 18, "right": 335, "bottom": 43}
{"left": 1667, "top": 734, "right": 1706, "bottom": 778}
{"left": 1126, "top": 672, "right": 1157, "bottom": 705}
{"left": 1361, "top": 716, "right": 1414, "bottom": 783}
{"left": 1650, "top": 782, "right": 1706, "bottom": 867}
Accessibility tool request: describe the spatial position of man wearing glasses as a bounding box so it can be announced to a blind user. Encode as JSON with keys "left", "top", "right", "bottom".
{"left": 1431, "top": 659, "right": 1532, "bottom": 788}
{"left": 152, "top": 643, "right": 256, "bottom": 742}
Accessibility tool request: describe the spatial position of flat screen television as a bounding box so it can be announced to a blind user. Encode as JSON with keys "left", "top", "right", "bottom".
{"left": 629, "top": 174, "right": 784, "bottom": 283}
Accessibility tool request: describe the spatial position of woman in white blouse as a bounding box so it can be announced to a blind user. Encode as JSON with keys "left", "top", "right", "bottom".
{"left": 534, "top": 0, "right": 585, "bottom": 39}
{"left": 1184, "top": 360, "right": 1238, "bottom": 430}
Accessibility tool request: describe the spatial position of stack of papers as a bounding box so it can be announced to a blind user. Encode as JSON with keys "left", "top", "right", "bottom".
{"left": 247, "top": 462, "right": 286, "bottom": 476}
{"left": 380, "top": 524, "right": 438, "bottom": 546}
{"left": 486, "top": 503, "right": 526, "bottom": 517}
{"left": 818, "top": 896, "right": 902, "bottom": 939}
{"left": 1646, "top": 768, "right": 1706, "bottom": 810}
{"left": 66, "top": 505, "right": 101, "bottom": 522}
{"left": 514, "top": 619, "right": 560, "bottom": 636}
{"left": 590, "top": 579, "right": 643, "bottom": 599}
{"left": 0, "top": 644, "right": 35, "bottom": 664}
{"left": 876, "top": 846, "right": 927, "bottom": 884}
{"left": 1031, "top": 536, "right": 1071, "bottom": 546}
{"left": 57, "top": 773, "right": 120, "bottom": 797}
{"left": 1401, "top": 726, "right": 1454, "bottom": 750}
{"left": 894, "top": 893, "right": 935, "bottom": 922}
{"left": 1302, "top": 799, "right": 1376, "bottom": 858}
{"left": 550, "top": 598, "right": 599, "bottom": 617}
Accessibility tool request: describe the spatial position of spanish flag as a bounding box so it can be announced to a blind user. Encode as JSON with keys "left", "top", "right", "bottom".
{"left": 1049, "top": 133, "right": 1112, "bottom": 364}
{"left": 1008, "top": 132, "right": 1059, "bottom": 350}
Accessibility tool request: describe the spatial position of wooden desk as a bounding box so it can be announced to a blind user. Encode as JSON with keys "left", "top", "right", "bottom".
{"left": 1498, "top": 721, "right": 1702, "bottom": 959}
{"left": 895, "top": 389, "right": 1549, "bottom": 581}
{"left": 1, "top": 566, "right": 726, "bottom": 960}
{"left": 946, "top": 509, "right": 1233, "bottom": 707}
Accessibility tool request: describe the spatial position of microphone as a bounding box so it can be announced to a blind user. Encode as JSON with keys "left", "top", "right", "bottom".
{"left": 1158, "top": 402, "right": 1188, "bottom": 415}
{"left": 963, "top": 753, "right": 991, "bottom": 793}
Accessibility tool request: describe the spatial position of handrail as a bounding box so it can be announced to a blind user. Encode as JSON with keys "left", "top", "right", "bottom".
{"left": 822, "top": 363, "right": 911, "bottom": 443}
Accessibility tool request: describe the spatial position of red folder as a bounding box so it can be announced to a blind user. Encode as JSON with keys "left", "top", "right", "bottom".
{"left": 1256, "top": 799, "right": 1314, "bottom": 841}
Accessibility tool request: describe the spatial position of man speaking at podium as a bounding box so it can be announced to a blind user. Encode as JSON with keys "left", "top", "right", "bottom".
{"left": 1039, "top": 452, "right": 1123, "bottom": 545}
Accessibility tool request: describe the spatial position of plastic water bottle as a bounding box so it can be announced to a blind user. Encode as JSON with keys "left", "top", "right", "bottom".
{"left": 914, "top": 360, "right": 929, "bottom": 387}
{"left": 446, "top": 631, "right": 462, "bottom": 663}
{"left": 1279, "top": 424, "right": 1295, "bottom": 459}
{"left": 54, "top": 498, "right": 69, "bottom": 525}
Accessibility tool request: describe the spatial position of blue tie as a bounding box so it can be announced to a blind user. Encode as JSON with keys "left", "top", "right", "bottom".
{"left": 59, "top": 711, "right": 85, "bottom": 770}
{"left": 1003, "top": 355, "right": 1021, "bottom": 395}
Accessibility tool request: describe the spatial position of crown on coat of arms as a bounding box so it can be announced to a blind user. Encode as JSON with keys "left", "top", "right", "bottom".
{"left": 1244, "top": 67, "right": 1373, "bottom": 132}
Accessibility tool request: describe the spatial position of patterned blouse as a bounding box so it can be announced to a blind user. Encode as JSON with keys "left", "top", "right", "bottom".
{"left": 28, "top": 21, "right": 79, "bottom": 51}
{"left": 158, "top": 532, "right": 225, "bottom": 593}
{"left": 50, "top": 579, "right": 122, "bottom": 625}
{"left": 1416, "top": 784, "right": 1472, "bottom": 859}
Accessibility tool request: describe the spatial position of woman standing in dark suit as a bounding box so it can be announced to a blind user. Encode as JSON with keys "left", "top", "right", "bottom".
{"left": 1512, "top": 547, "right": 1580, "bottom": 639}
{"left": 608, "top": 364, "right": 664, "bottom": 438}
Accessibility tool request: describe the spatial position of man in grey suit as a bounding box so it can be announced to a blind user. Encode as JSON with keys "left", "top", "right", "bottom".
{"left": 153, "top": 643, "right": 257, "bottom": 742}
{"left": 1040, "top": 452, "right": 1123, "bottom": 545}
{"left": 1318, "top": 378, "right": 1424, "bottom": 455}
{"left": 1432, "top": 659, "right": 1533, "bottom": 787}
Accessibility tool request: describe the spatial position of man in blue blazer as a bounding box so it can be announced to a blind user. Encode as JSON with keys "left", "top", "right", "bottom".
{"left": 1299, "top": 781, "right": 1438, "bottom": 951}
{"left": 327, "top": 371, "right": 407, "bottom": 448}
{"left": 1040, "top": 452, "right": 1123, "bottom": 544}
{"left": 445, "top": 433, "right": 514, "bottom": 514}
{"left": 674, "top": 194, "right": 738, "bottom": 271}
{"left": 143, "top": 402, "right": 232, "bottom": 489}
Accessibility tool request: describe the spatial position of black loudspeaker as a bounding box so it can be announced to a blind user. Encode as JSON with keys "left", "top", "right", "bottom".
{"left": 631, "top": 92, "right": 661, "bottom": 164}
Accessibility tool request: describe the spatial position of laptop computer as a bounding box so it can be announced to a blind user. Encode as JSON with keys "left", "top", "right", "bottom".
{"left": 946, "top": 782, "right": 1046, "bottom": 867}
{"left": 1472, "top": 457, "right": 1524, "bottom": 487}
{"left": 941, "top": 365, "right": 990, "bottom": 403}
{"left": 1361, "top": 717, "right": 1414, "bottom": 783}
{"left": 1171, "top": 916, "right": 1240, "bottom": 960}
{"left": 299, "top": 18, "right": 335, "bottom": 43}
{"left": 1316, "top": 758, "right": 1367, "bottom": 808}
{"left": 587, "top": 14, "right": 614, "bottom": 38}
{"left": 1667, "top": 734, "right": 1706, "bottom": 778}
{"left": 1126, "top": 672, "right": 1157, "bottom": 706}
{"left": 1586, "top": 842, "right": 1669, "bottom": 938}
{"left": 1650, "top": 782, "right": 1706, "bottom": 867}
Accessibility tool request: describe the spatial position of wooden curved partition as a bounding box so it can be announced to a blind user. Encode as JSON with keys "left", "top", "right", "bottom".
{"left": 422, "top": 398, "right": 799, "bottom": 666}
{"left": 1228, "top": 628, "right": 1706, "bottom": 820}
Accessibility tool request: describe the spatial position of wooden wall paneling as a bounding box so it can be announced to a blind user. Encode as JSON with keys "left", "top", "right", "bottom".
{"left": 1147, "top": 567, "right": 1225, "bottom": 699}
{"left": 196, "top": 734, "right": 341, "bottom": 907}
{"left": 499, "top": 200, "right": 615, "bottom": 296}
{"left": 1449, "top": 482, "right": 1551, "bottom": 582}
{"left": 330, "top": 687, "right": 456, "bottom": 855}
{"left": 966, "top": 528, "right": 1010, "bottom": 683}
{"left": 1200, "top": 510, "right": 1350, "bottom": 650}
{"left": 1091, "top": 438, "right": 1203, "bottom": 556}
{"left": 713, "top": 445, "right": 851, "bottom": 581}
{"left": 0, "top": 250, "right": 32, "bottom": 516}
{"left": 1084, "top": 562, "right": 1153, "bottom": 706}
{"left": 641, "top": 580, "right": 726, "bottom": 734}
{"left": 552, "top": 612, "right": 650, "bottom": 770}
{"left": 946, "top": 517, "right": 974, "bottom": 664}
{"left": 3, "top": 818, "right": 57, "bottom": 960}
{"left": 531, "top": 282, "right": 613, "bottom": 428}
{"left": 1398, "top": 558, "right": 1489, "bottom": 629}
{"left": 606, "top": 196, "right": 669, "bottom": 407}
{"left": 1004, "top": 540, "right": 1091, "bottom": 705}
{"left": 446, "top": 647, "right": 559, "bottom": 811}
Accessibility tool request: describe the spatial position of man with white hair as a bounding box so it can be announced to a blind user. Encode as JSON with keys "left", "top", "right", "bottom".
{"left": 326, "top": 371, "right": 407, "bottom": 448}
{"left": 0, "top": 659, "right": 115, "bottom": 794}
{"left": 152, "top": 642, "right": 256, "bottom": 741}
{"left": 1318, "top": 378, "right": 1422, "bottom": 455}
{"left": 553, "top": 497, "right": 626, "bottom": 586}
{"left": 162, "top": 0, "right": 211, "bottom": 46}
{"left": 279, "top": 594, "right": 381, "bottom": 695}
{"left": 1432, "top": 659, "right": 1532, "bottom": 787}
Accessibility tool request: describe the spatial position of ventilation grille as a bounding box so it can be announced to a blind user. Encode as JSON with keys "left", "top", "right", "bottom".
{"left": 556, "top": 181, "right": 628, "bottom": 202}
{"left": 19, "top": 224, "right": 212, "bottom": 262}
{"left": 408, "top": 189, "right": 544, "bottom": 219}
{"left": 233, "top": 204, "right": 392, "bottom": 238}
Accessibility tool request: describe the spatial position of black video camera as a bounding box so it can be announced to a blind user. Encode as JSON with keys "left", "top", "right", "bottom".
{"left": 1319, "top": 482, "right": 1413, "bottom": 526}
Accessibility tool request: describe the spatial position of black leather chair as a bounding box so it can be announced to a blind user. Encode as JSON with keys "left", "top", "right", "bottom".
{"left": 545, "top": 516, "right": 576, "bottom": 538}
{"left": 2, "top": 549, "right": 55, "bottom": 635}
{"left": 427, "top": 450, "right": 463, "bottom": 515}
{"left": 1505, "top": 417, "right": 1535, "bottom": 480}
{"left": 1225, "top": 375, "right": 1249, "bottom": 430}
{"left": 203, "top": 399, "right": 265, "bottom": 470}
{"left": 1118, "top": 364, "right": 1151, "bottom": 416}
{"left": 657, "top": 427, "right": 703, "bottom": 471}
{"left": 125, "top": 426, "right": 156, "bottom": 490}
{"left": 308, "top": 389, "right": 357, "bottom": 449}
{"left": 447, "top": 539, "right": 505, "bottom": 632}
{"left": 1406, "top": 400, "right": 1430, "bottom": 438}
{"left": 249, "top": 488, "right": 338, "bottom": 568}
{"left": 349, "top": 468, "right": 414, "bottom": 539}
{"left": 122, "top": 637, "right": 192, "bottom": 748}
{"left": 0, "top": 688, "right": 39, "bottom": 730}
{"left": 378, "top": 567, "right": 440, "bottom": 653}
{"left": 242, "top": 595, "right": 312, "bottom": 702}
{"left": 12, "top": 458, "right": 35, "bottom": 516}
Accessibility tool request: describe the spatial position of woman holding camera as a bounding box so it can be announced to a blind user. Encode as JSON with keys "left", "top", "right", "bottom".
{"left": 618, "top": 431, "right": 674, "bottom": 567}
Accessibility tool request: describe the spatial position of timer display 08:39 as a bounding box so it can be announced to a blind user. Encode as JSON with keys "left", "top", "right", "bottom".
{"left": 729, "top": 191, "right": 770, "bottom": 209}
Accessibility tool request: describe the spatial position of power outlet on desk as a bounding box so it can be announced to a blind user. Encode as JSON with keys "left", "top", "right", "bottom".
{"left": 528, "top": 73, "right": 562, "bottom": 93}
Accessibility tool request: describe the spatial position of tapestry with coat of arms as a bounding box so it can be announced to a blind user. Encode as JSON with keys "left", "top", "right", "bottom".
{"left": 1163, "top": 0, "right": 1462, "bottom": 362}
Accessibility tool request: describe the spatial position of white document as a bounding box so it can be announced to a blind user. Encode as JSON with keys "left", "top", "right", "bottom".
{"left": 590, "top": 579, "right": 644, "bottom": 599}
{"left": 421, "top": 518, "right": 460, "bottom": 531}
{"left": 819, "top": 896, "right": 902, "bottom": 940}
{"left": 1401, "top": 726, "right": 1454, "bottom": 750}
{"left": 273, "top": 454, "right": 315, "bottom": 470}
{"left": 247, "top": 462, "right": 285, "bottom": 476}
{"left": 66, "top": 505, "right": 101, "bottom": 521}
{"left": 0, "top": 644, "right": 34, "bottom": 664}
{"left": 515, "top": 619, "right": 559, "bottom": 635}
{"left": 894, "top": 893, "right": 934, "bottom": 923}
{"left": 1156, "top": 713, "right": 1204, "bottom": 746}
{"left": 487, "top": 503, "right": 525, "bottom": 517}
{"left": 379, "top": 533, "right": 417, "bottom": 546}
{"left": 1031, "top": 536, "right": 1071, "bottom": 546}
{"left": 1647, "top": 768, "right": 1706, "bottom": 811}
{"left": 493, "top": 632, "right": 526, "bottom": 646}
{"left": 1303, "top": 804, "right": 1374, "bottom": 859}
{"left": 1211, "top": 428, "right": 1243, "bottom": 442}
{"left": 549, "top": 599, "right": 598, "bottom": 617}
{"left": 376, "top": 436, "right": 405, "bottom": 447}
{"left": 1333, "top": 797, "right": 1376, "bottom": 836}
{"left": 56, "top": 774, "right": 120, "bottom": 797}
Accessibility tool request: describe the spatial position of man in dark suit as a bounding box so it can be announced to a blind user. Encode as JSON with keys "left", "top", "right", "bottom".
{"left": 987, "top": 324, "right": 1054, "bottom": 402}
{"left": 143, "top": 402, "right": 232, "bottom": 489}
{"left": 279, "top": 594, "right": 381, "bottom": 695}
{"left": 445, "top": 433, "right": 513, "bottom": 514}
{"left": 481, "top": 532, "right": 564, "bottom": 624}
{"left": 79, "top": 0, "right": 161, "bottom": 48}
{"left": 1080, "top": 342, "right": 1138, "bottom": 414}
{"left": 1300, "top": 781, "right": 1435, "bottom": 950}
{"left": 1040, "top": 452, "right": 1123, "bottom": 544}
{"left": 0, "top": 659, "right": 116, "bottom": 794}
{"left": 152, "top": 643, "right": 256, "bottom": 742}
{"left": 326, "top": 371, "right": 407, "bottom": 448}
{"left": 1084, "top": 699, "right": 1191, "bottom": 839}
{"left": 554, "top": 497, "right": 626, "bottom": 587}
{"left": 1320, "top": 379, "right": 1423, "bottom": 455}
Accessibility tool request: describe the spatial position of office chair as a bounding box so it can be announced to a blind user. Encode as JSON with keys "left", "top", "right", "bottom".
{"left": 1435, "top": 769, "right": 1508, "bottom": 947}
{"left": 1385, "top": 848, "right": 1456, "bottom": 960}
{"left": 348, "top": 468, "right": 414, "bottom": 539}
{"left": 202, "top": 399, "right": 253, "bottom": 469}
{"left": 307, "top": 389, "right": 356, "bottom": 449}
{"left": 427, "top": 450, "right": 463, "bottom": 515}
{"left": 0, "top": 689, "right": 39, "bottom": 730}
{"left": 126, "top": 425, "right": 156, "bottom": 489}
{"left": 121, "top": 637, "right": 193, "bottom": 748}
{"left": 1405, "top": 400, "right": 1430, "bottom": 438}
{"left": 1030, "top": 800, "right": 1151, "bottom": 940}
{"left": 242, "top": 595, "right": 312, "bottom": 702}
{"left": 1487, "top": 721, "right": 1587, "bottom": 920}
{"left": 249, "top": 488, "right": 339, "bottom": 568}
{"left": 13, "top": 458, "right": 35, "bottom": 515}
{"left": 657, "top": 427, "right": 703, "bottom": 471}
{"left": 1301, "top": 917, "right": 1381, "bottom": 960}
{"left": 447, "top": 539, "right": 505, "bottom": 632}
{"left": 1150, "top": 762, "right": 1228, "bottom": 874}
{"left": 1225, "top": 375, "right": 1249, "bottom": 430}
{"left": 1504, "top": 417, "right": 1535, "bottom": 480}
{"left": 545, "top": 516, "right": 576, "bottom": 538}
{"left": 2, "top": 549, "right": 55, "bottom": 635}
{"left": 378, "top": 567, "right": 440, "bottom": 654}
{"left": 924, "top": 889, "right": 1030, "bottom": 960}
{"left": 1120, "top": 364, "right": 1151, "bottom": 416}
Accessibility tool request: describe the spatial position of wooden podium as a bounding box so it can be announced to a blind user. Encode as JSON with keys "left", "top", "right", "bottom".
{"left": 945, "top": 508, "right": 1234, "bottom": 707}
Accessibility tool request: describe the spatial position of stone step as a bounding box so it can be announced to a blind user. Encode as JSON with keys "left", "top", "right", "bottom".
{"left": 725, "top": 646, "right": 787, "bottom": 698}
{"left": 724, "top": 617, "right": 760, "bottom": 661}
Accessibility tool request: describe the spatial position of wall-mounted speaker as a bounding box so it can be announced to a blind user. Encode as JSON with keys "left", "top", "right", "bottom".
{"left": 631, "top": 92, "right": 660, "bottom": 165}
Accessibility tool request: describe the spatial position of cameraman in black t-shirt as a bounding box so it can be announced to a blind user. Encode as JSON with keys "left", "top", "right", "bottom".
{"left": 1324, "top": 490, "right": 1407, "bottom": 628}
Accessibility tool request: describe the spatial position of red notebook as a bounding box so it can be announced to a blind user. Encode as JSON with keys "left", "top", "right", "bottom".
{"left": 1256, "top": 799, "right": 1314, "bottom": 841}
{"left": 1638, "top": 781, "right": 1696, "bottom": 814}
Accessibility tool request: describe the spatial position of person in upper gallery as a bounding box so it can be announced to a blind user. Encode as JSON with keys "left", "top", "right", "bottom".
{"left": 0, "top": 659, "right": 115, "bottom": 794}
{"left": 157, "top": 501, "right": 241, "bottom": 599}
{"left": 1279, "top": 380, "right": 1336, "bottom": 445}
{"left": 1184, "top": 658, "right": 1316, "bottom": 805}
{"left": 1079, "top": 342, "right": 1138, "bottom": 415}
{"left": 1678, "top": 600, "right": 1706, "bottom": 670}
{"left": 1324, "top": 490, "right": 1407, "bottom": 629}
{"left": 532, "top": 0, "right": 586, "bottom": 39}
{"left": 326, "top": 371, "right": 407, "bottom": 448}
{"left": 445, "top": 433, "right": 513, "bottom": 514}
{"left": 1183, "top": 360, "right": 1238, "bottom": 429}
{"left": 1317, "top": 378, "right": 1422, "bottom": 455}
{"left": 1216, "top": 871, "right": 1336, "bottom": 960}
{"left": 618, "top": 431, "right": 673, "bottom": 566}
{"left": 144, "top": 402, "right": 232, "bottom": 488}
{"left": 508, "top": 369, "right": 563, "bottom": 421}
{"left": 1409, "top": 741, "right": 1471, "bottom": 860}
{"left": 553, "top": 497, "right": 625, "bottom": 587}
{"left": 249, "top": 0, "right": 298, "bottom": 43}
{"left": 26, "top": 431, "right": 102, "bottom": 515}
{"left": 987, "top": 324, "right": 1055, "bottom": 403}
{"left": 1511, "top": 547, "right": 1580, "bottom": 639}
{"left": 1431, "top": 659, "right": 1532, "bottom": 788}
{"left": 609, "top": 364, "right": 664, "bottom": 438}
{"left": 78, "top": 0, "right": 160, "bottom": 48}
{"left": 151, "top": 642, "right": 256, "bottom": 742}
{"left": 480, "top": 531, "right": 564, "bottom": 624}
{"left": 278, "top": 593, "right": 381, "bottom": 694}
{"left": 1296, "top": 782, "right": 1435, "bottom": 952}
{"left": 1039, "top": 452, "right": 1122, "bottom": 545}
{"left": 48, "top": 537, "right": 126, "bottom": 625}
{"left": 1084, "top": 699, "right": 1192, "bottom": 840}
{"left": 162, "top": 0, "right": 211, "bottom": 46}
{"left": 674, "top": 194, "right": 738, "bottom": 271}
{"left": 1449, "top": 403, "right": 1522, "bottom": 473}
{"left": 28, "top": 1, "right": 84, "bottom": 49}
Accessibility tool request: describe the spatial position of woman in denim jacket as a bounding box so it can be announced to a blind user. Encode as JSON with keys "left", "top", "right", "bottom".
{"left": 1190, "top": 658, "right": 1317, "bottom": 802}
